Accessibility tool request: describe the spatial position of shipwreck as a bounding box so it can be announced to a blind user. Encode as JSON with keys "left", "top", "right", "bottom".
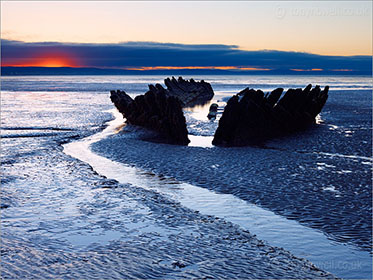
{"left": 110, "top": 77, "right": 328, "bottom": 147}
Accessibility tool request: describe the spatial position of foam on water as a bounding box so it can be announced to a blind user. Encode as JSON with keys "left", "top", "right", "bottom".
{"left": 317, "top": 152, "right": 373, "bottom": 162}
{"left": 188, "top": 135, "right": 214, "bottom": 148}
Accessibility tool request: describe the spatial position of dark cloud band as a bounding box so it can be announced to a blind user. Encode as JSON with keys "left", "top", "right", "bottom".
{"left": 1, "top": 39, "right": 371, "bottom": 74}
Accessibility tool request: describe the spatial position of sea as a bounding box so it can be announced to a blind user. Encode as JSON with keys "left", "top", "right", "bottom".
{"left": 1, "top": 75, "right": 372, "bottom": 279}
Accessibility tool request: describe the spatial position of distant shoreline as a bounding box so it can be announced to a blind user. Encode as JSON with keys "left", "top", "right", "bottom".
{"left": 2, "top": 66, "right": 371, "bottom": 76}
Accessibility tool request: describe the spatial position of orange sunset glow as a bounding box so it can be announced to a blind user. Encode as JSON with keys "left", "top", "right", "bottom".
{"left": 125, "top": 66, "right": 271, "bottom": 71}
{"left": 290, "top": 68, "right": 323, "bottom": 72}
{"left": 2, "top": 53, "right": 78, "bottom": 68}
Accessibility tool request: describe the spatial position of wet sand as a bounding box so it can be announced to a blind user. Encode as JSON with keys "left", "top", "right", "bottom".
{"left": 1, "top": 92, "right": 335, "bottom": 279}
{"left": 1, "top": 133, "right": 335, "bottom": 279}
{"left": 92, "top": 123, "right": 372, "bottom": 252}
{"left": 2, "top": 76, "right": 371, "bottom": 279}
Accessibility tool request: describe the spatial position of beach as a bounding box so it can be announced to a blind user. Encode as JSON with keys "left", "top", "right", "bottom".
{"left": 1, "top": 75, "right": 372, "bottom": 279}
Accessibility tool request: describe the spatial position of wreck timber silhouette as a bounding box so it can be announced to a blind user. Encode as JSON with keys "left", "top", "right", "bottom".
{"left": 110, "top": 77, "right": 214, "bottom": 145}
{"left": 213, "top": 85, "right": 329, "bottom": 146}
{"left": 110, "top": 77, "right": 328, "bottom": 146}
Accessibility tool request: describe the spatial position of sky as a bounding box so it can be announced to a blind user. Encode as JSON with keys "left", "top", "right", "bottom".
{"left": 1, "top": 1, "right": 372, "bottom": 73}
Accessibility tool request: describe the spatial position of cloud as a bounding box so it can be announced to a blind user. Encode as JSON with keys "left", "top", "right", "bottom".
{"left": 1, "top": 39, "right": 371, "bottom": 74}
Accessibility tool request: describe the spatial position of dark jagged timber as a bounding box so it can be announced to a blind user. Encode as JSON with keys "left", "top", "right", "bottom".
{"left": 149, "top": 77, "right": 214, "bottom": 107}
{"left": 213, "top": 84, "right": 329, "bottom": 146}
{"left": 110, "top": 89, "right": 190, "bottom": 145}
{"left": 110, "top": 77, "right": 215, "bottom": 145}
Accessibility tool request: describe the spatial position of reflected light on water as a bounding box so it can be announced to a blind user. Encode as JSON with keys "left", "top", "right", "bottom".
{"left": 64, "top": 109, "right": 372, "bottom": 280}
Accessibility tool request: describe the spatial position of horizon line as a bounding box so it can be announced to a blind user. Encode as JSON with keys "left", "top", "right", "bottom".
{"left": 2, "top": 66, "right": 371, "bottom": 76}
